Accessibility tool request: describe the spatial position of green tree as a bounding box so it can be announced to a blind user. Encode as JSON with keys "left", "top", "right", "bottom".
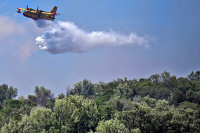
{"left": 29, "top": 107, "right": 52, "bottom": 132}
{"left": 114, "top": 83, "right": 136, "bottom": 100}
{"left": 0, "top": 84, "right": 17, "bottom": 105}
{"left": 149, "top": 74, "right": 160, "bottom": 85}
{"left": 28, "top": 95, "right": 37, "bottom": 106}
{"left": 93, "top": 81, "right": 106, "bottom": 96}
{"left": 150, "top": 100, "right": 172, "bottom": 133}
{"left": 107, "top": 97, "right": 135, "bottom": 112}
{"left": 143, "top": 95, "right": 157, "bottom": 108}
{"left": 187, "top": 71, "right": 196, "bottom": 80}
{"left": 53, "top": 95, "right": 99, "bottom": 133}
{"left": 34, "top": 86, "right": 54, "bottom": 107}
{"left": 117, "top": 102, "right": 152, "bottom": 133}
{"left": 18, "top": 115, "right": 36, "bottom": 133}
{"left": 0, "top": 112, "right": 8, "bottom": 130}
{"left": 70, "top": 79, "right": 94, "bottom": 98}
{"left": 1, "top": 119, "right": 19, "bottom": 133}
{"left": 160, "top": 71, "right": 177, "bottom": 88}
{"left": 1, "top": 107, "right": 52, "bottom": 133}
{"left": 58, "top": 93, "right": 65, "bottom": 99}
{"left": 170, "top": 107, "right": 200, "bottom": 132}
{"left": 177, "top": 77, "right": 193, "bottom": 93}
{"left": 1, "top": 99, "right": 22, "bottom": 119}
{"left": 95, "top": 119, "right": 129, "bottom": 133}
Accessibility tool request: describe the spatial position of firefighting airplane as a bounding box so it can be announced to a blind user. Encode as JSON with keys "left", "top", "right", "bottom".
{"left": 17, "top": 5, "right": 60, "bottom": 21}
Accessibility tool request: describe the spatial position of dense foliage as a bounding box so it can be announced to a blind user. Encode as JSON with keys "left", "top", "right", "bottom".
{"left": 0, "top": 71, "right": 200, "bottom": 133}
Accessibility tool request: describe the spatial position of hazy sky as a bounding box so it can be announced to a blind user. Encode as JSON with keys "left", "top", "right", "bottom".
{"left": 0, "top": 0, "right": 199, "bottom": 97}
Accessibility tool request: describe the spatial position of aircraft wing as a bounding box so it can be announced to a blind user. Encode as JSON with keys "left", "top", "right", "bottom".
{"left": 41, "top": 12, "right": 60, "bottom": 16}
{"left": 17, "top": 8, "right": 29, "bottom": 11}
{"left": 41, "top": 12, "right": 51, "bottom": 14}
{"left": 17, "top": 8, "right": 36, "bottom": 13}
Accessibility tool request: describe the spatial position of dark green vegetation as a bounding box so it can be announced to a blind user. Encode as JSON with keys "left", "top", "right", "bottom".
{"left": 0, "top": 71, "right": 200, "bottom": 133}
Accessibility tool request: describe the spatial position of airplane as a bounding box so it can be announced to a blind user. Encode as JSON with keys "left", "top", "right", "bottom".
{"left": 17, "top": 5, "right": 60, "bottom": 21}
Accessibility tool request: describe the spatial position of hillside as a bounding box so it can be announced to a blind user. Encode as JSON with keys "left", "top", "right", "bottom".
{"left": 0, "top": 71, "right": 200, "bottom": 132}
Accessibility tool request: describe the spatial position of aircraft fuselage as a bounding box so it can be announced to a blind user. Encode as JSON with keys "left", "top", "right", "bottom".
{"left": 23, "top": 11, "right": 55, "bottom": 20}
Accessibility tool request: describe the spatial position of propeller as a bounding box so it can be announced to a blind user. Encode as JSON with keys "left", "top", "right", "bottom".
{"left": 37, "top": 6, "right": 39, "bottom": 10}
{"left": 27, "top": 4, "right": 28, "bottom": 9}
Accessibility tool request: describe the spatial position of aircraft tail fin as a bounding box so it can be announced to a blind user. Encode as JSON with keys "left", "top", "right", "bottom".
{"left": 50, "top": 6, "right": 57, "bottom": 13}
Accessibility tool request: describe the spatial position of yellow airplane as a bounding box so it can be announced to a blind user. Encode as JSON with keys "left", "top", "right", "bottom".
{"left": 17, "top": 5, "right": 60, "bottom": 21}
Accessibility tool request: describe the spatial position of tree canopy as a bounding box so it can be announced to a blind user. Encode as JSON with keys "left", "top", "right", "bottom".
{"left": 0, "top": 70, "right": 200, "bottom": 132}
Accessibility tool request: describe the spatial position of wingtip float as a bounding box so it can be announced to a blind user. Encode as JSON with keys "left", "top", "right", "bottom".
{"left": 17, "top": 5, "right": 60, "bottom": 21}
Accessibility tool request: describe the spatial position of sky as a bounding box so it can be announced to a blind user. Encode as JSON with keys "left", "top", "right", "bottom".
{"left": 0, "top": 0, "right": 200, "bottom": 97}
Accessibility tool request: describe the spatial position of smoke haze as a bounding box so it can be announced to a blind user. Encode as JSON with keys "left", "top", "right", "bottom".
{"left": 35, "top": 20, "right": 149, "bottom": 54}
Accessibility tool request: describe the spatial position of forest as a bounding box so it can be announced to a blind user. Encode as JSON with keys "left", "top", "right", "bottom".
{"left": 0, "top": 71, "right": 200, "bottom": 133}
